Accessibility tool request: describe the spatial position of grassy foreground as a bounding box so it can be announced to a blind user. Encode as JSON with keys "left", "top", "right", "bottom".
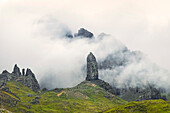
{"left": 0, "top": 81, "right": 126, "bottom": 113}
{"left": 1, "top": 81, "right": 170, "bottom": 113}
{"left": 104, "top": 99, "right": 170, "bottom": 113}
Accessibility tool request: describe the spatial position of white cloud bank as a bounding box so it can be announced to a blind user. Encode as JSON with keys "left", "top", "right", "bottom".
{"left": 0, "top": 0, "right": 170, "bottom": 89}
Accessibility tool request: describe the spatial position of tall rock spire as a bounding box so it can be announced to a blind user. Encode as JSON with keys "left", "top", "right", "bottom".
{"left": 12, "top": 64, "right": 21, "bottom": 76}
{"left": 86, "top": 52, "right": 98, "bottom": 81}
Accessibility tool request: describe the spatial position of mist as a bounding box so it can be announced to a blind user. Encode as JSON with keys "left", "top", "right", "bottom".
{"left": 1, "top": 0, "right": 170, "bottom": 90}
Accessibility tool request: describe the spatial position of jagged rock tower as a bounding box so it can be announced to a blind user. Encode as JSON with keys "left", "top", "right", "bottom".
{"left": 86, "top": 52, "right": 98, "bottom": 81}
{"left": 0, "top": 64, "right": 40, "bottom": 92}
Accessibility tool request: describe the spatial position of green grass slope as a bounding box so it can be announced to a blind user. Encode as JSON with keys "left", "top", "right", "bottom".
{"left": 104, "top": 99, "right": 170, "bottom": 113}
{"left": 0, "top": 81, "right": 126, "bottom": 113}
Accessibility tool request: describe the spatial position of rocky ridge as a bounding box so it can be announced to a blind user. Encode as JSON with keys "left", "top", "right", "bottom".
{"left": 65, "top": 28, "right": 94, "bottom": 38}
{"left": 0, "top": 64, "right": 40, "bottom": 92}
{"left": 85, "top": 52, "right": 164, "bottom": 101}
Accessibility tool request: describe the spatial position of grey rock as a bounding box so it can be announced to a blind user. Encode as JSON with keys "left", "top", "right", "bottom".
{"left": 12, "top": 64, "right": 21, "bottom": 76}
{"left": 90, "top": 79, "right": 117, "bottom": 95}
{"left": 31, "top": 96, "right": 40, "bottom": 104}
{"left": 22, "top": 68, "right": 25, "bottom": 76}
{"left": 0, "top": 65, "right": 40, "bottom": 92}
{"left": 31, "top": 98, "right": 39, "bottom": 104}
{"left": 26, "top": 68, "right": 33, "bottom": 76}
{"left": 117, "top": 84, "right": 163, "bottom": 101}
{"left": 86, "top": 52, "right": 98, "bottom": 81}
{"left": 17, "top": 68, "right": 40, "bottom": 92}
{"left": 27, "top": 94, "right": 32, "bottom": 97}
{"left": 139, "top": 85, "right": 161, "bottom": 100}
{"left": 35, "top": 96, "right": 41, "bottom": 99}
{"left": 2, "top": 70, "right": 9, "bottom": 74}
{"left": 75, "top": 28, "right": 94, "bottom": 38}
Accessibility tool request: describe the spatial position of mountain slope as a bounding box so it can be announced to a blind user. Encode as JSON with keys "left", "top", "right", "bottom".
{"left": 0, "top": 81, "right": 126, "bottom": 113}
{"left": 104, "top": 99, "right": 170, "bottom": 113}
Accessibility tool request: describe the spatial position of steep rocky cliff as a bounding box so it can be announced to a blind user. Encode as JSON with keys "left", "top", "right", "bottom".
{"left": 85, "top": 52, "right": 164, "bottom": 101}
{"left": 0, "top": 64, "right": 40, "bottom": 92}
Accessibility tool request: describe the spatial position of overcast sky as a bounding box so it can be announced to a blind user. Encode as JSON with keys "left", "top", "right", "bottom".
{"left": 1, "top": 0, "right": 170, "bottom": 72}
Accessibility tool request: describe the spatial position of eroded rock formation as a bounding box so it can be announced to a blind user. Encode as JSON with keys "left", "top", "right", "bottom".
{"left": 0, "top": 64, "right": 40, "bottom": 92}
{"left": 86, "top": 52, "right": 98, "bottom": 81}
{"left": 74, "top": 28, "right": 94, "bottom": 38}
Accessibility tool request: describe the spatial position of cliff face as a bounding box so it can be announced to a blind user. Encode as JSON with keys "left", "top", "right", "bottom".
{"left": 0, "top": 64, "right": 40, "bottom": 92}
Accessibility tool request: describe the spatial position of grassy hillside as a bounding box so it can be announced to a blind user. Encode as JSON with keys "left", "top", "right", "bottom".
{"left": 0, "top": 81, "right": 126, "bottom": 113}
{"left": 104, "top": 99, "right": 170, "bottom": 113}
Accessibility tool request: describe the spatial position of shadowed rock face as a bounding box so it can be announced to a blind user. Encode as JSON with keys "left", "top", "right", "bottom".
{"left": 22, "top": 68, "right": 25, "bottom": 76}
{"left": 0, "top": 64, "right": 40, "bottom": 92}
{"left": 86, "top": 52, "right": 98, "bottom": 81}
{"left": 85, "top": 52, "right": 117, "bottom": 94}
{"left": 75, "top": 28, "right": 94, "bottom": 38}
{"left": 12, "top": 64, "right": 21, "bottom": 76}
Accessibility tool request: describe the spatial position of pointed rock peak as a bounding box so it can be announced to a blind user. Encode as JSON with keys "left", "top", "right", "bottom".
{"left": 75, "top": 28, "right": 94, "bottom": 38}
{"left": 26, "top": 68, "right": 34, "bottom": 77}
{"left": 86, "top": 52, "right": 98, "bottom": 81}
{"left": 2, "top": 70, "right": 9, "bottom": 74}
{"left": 12, "top": 64, "right": 21, "bottom": 75}
{"left": 87, "top": 52, "right": 96, "bottom": 62}
{"left": 22, "top": 68, "right": 25, "bottom": 76}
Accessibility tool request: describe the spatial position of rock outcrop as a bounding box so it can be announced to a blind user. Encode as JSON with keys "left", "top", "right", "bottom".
{"left": 18, "top": 68, "right": 40, "bottom": 92}
{"left": 75, "top": 28, "right": 94, "bottom": 38}
{"left": 86, "top": 52, "right": 98, "bottom": 81}
{"left": 85, "top": 52, "right": 164, "bottom": 100}
{"left": 22, "top": 68, "right": 25, "bottom": 76}
{"left": 85, "top": 52, "right": 117, "bottom": 95}
{"left": 0, "top": 64, "right": 40, "bottom": 92}
{"left": 12, "top": 64, "right": 21, "bottom": 76}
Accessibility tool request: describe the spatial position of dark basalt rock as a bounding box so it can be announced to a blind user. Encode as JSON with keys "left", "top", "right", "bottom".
{"left": 0, "top": 64, "right": 40, "bottom": 92}
{"left": 22, "top": 68, "right": 25, "bottom": 76}
{"left": 86, "top": 52, "right": 98, "bottom": 81}
{"left": 18, "top": 68, "right": 40, "bottom": 92}
{"left": 26, "top": 68, "right": 34, "bottom": 77}
{"left": 117, "top": 84, "right": 164, "bottom": 101}
{"left": 31, "top": 96, "right": 41, "bottom": 104}
{"left": 65, "top": 32, "right": 73, "bottom": 38}
{"left": 90, "top": 79, "right": 117, "bottom": 95}
{"left": 2, "top": 70, "right": 9, "bottom": 74}
{"left": 139, "top": 85, "right": 161, "bottom": 100}
{"left": 75, "top": 28, "right": 94, "bottom": 38}
{"left": 85, "top": 52, "right": 117, "bottom": 94}
{"left": 12, "top": 64, "right": 21, "bottom": 76}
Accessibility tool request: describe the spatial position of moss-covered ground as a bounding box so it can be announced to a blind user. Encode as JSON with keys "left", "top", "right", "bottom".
{"left": 1, "top": 81, "right": 170, "bottom": 113}
{"left": 104, "top": 99, "right": 170, "bottom": 113}
{"left": 0, "top": 81, "right": 126, "bottom": 113}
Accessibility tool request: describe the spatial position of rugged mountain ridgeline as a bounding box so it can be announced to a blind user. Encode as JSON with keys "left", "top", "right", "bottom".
{"left": 0, "top": 53, "right": 126, "bottom": 112}
{"left": 0, "top": 51, "right": 170, "bottom": 112}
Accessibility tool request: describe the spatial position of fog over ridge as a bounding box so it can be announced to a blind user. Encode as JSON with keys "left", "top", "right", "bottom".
{"left": 1, "top": 1, "right": 170, "bottom": 90}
